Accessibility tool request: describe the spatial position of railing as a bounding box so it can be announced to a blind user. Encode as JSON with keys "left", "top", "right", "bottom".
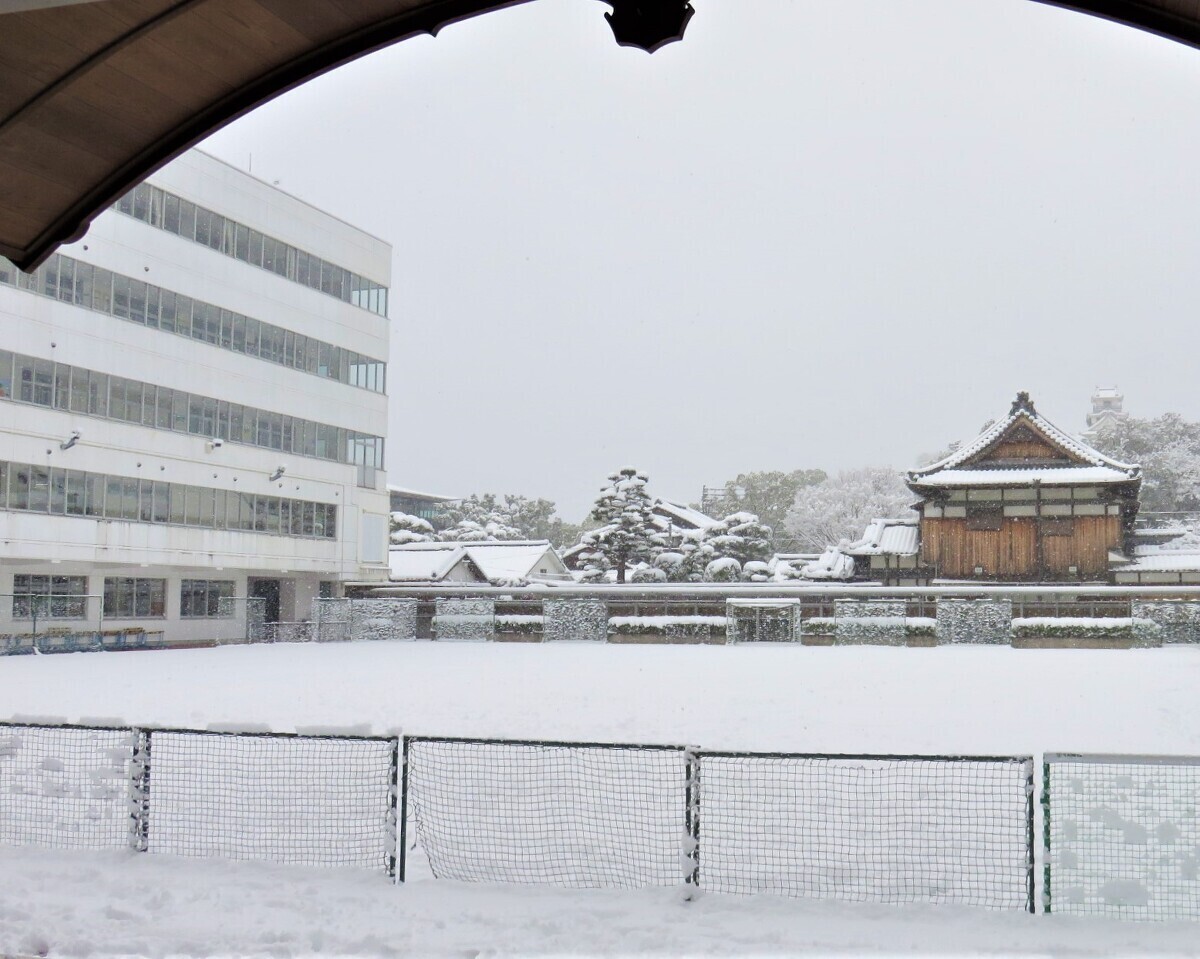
{"left": 4, "top": 588, "right": 1198, "bottom": 655}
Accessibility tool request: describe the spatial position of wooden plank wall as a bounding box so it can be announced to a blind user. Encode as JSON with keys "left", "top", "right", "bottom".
{"left": 921, "top": 515, "right": 1119, "bottom": 579}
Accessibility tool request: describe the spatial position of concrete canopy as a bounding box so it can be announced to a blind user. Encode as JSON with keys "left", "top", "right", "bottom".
{"left": 2, "top": 0, "right": 1200, "bottom": 271}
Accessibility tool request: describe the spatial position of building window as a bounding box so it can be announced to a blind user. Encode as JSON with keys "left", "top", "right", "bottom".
{"left": 0, "top": 460, "right": 336, "bottom": 540}
{"left": 318, "top": 581, "right": 336, "bottom": 599}
{"left": 103, "top": 577, "right": 166, "bottom": 618}
{"left": 13, "top": 574, "right": 88, "bottom": 619}
{"left": 0, "top": 252, "right": 387, "bottom": 393}
{"left": 0, "top": 348, "right": 384, "bottom": 469}
{"left": 965, "top": 508, "right": 1003, "bottom": 531}
{"left": 111, "top": 185, "right": 389, "bottom": 317}
{"left": 180, "top": 579, "right": 235, "bottom": 618}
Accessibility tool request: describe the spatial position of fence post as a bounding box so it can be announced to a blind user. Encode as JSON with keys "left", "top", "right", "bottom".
{"left": 387, "top": 736, "right": 400, "bottom": 881}
{"left": 1041, "top": 758, "right": 1051, "bottom": 914}
{"left": 397, "top": 736, "right": 410, "bottom": 883}
{"left": 129, "top": 727, "right": 151, "bottom": 853}
{"left": 1025, "top": 758, "right": 1035, "bottom": 914}
{"left": 683, "top": 746, "right": 700, "bottom": 897}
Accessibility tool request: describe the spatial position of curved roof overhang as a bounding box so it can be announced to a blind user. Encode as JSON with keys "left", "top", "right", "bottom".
{"left": 2, "top": 0, "right": 1200, "bottom": 271}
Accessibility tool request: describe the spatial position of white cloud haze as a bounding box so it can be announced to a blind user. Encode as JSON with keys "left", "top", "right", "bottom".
{"left": 202, "top": 0, "right": 1200, "bottom": 520}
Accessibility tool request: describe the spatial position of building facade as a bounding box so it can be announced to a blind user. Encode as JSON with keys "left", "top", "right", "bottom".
{"left": 0, "top": 150, "right": 391, "bottom": 643}
{"left": 907, "top": 393, "right": 1141, "bottom": 581}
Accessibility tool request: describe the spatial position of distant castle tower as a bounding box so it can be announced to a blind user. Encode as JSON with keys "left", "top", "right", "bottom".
{"left": 1082, "top": 386, "right": 1126, "bottom": 443}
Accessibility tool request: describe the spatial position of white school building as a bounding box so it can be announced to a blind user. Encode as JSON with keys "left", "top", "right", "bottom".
{"left": 0, "top": 150, "right": 391, "bottom": 644}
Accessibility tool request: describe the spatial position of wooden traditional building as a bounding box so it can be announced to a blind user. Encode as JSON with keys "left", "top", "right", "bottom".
{"left": 906, "top": 393, "right": 1141, "bottom": 582}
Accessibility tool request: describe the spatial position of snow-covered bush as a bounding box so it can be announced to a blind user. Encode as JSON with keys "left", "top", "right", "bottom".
{"left": 704, "top": 557, "right": 742, "bottom": 582}
{"left": 740, "top": 560, "right": 771, "bottom": 583}
{"left": 630, "top": 566, "right": 667, "bottom": 584}
{"left": 608, "top": 615, "right": 727, "bottom": 636}
{"left": 494, "top": 614, "right": 543, "bottom": 636}
{"left": 653, "top": 551, "right": 687, "bottom": 580}
{"left": 1012, "top": 617, "right": 1153, "bottom": 642}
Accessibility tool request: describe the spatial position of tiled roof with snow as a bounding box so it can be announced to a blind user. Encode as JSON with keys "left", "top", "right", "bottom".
{"left": 1127, "top": 530, "right": 1200, "bottom": 571}
{"left": 846, "top": 517, "right": 919, "bottom": 556}
{"left": 908, "top": 394, "right": 1139, "bottom": 487}
{"left": 910, "top": 466, "right": 1135, "bottom": 488}
{"left": 1125, "top": 552, "right": 1200, "bottom": 572}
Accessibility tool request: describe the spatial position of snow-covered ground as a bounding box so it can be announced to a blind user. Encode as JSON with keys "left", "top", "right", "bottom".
{"left": 5, "top": 640, "right": 1200, "bottom": 956}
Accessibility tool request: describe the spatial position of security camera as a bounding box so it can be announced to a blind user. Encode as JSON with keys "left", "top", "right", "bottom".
{"left": 211, "top": 438, "right": 223, "bottom": 448}
{"left": 269, "top": 465, "right": 287, "bottom": 482}
{"left": 59, "top": 431, "right": 81, "bottom": 451}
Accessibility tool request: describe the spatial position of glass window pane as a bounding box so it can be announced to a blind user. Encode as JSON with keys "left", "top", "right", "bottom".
{"left": 91, "top": 268, "right": 113, "bottom": 313}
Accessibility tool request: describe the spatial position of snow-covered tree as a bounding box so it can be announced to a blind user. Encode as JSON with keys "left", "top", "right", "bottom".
{"left": 389, "top": 511, "right": 435, "bottom": 545}
{"left": 585, "top": 467, "right": 666, "bottom": 583}
{"left": 784, "top": 467, "right": 914, "bottom": 551}
{"left": 437, "top": 517, "right": 522, "bottom": 543}
{"left": 701, "top": 512, "right": 773, "bottom": 566}
{"left": 1094, "top": 413, "right": 1200, "bottom": 514}
{"left": 436, "top": 492, "right": 583, "bottom": 548}
{"left": 700, "top": 470, "right": 826, "bottom": 537}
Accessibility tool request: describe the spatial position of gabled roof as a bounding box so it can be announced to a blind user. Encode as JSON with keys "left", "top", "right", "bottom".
{"left": 388, "top": 540, "right": 569, "bottom": 584}
{"left": 908, "top": 392, "right": 1140, "bottom": 489}
{"left": 387, "top": 546, "right": 485, "bottom": 583}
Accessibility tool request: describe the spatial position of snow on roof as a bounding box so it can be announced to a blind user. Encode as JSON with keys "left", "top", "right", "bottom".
{"left": 908, "top": 392, "right": 1139, "bottom": 485}
{"left": 456, "top": 541, "right": 568, "bottom": 582}
{"left": 1125, "top": 552, "right": 1200, "bottom": 572}
{"left": 387, "top": 546, "right": 479, "bottom": 582}
{"left": 846, "top": 517, "right": 919, "bottom": 556}
{"left": 653, "top": 499, "right": 720, "bottom": 530}
{"left": 386, "top": 485, "right": 459, "bottom": 502}
{"left": 1127, "top": 530, "right": 1200, "bottom": 571}
{"left": 910, "top": 466, "right": 1135, "bottom": 488}
{"left": 389, "top": 540, "right": 568, "bottom": 583}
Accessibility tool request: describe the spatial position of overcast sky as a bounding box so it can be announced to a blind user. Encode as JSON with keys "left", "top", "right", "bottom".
{"left": 202, "top": 0, "right": 1200, "bottom": 521}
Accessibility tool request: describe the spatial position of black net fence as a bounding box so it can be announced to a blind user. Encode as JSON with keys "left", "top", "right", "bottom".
{"left": 146, "top": 730, "right": 397, "bottom": 871}
{"left": 699, "top": 753, "right": 1033, "bottom": 909}
{"left": 403, "top": 738, "right": 691, "bottom": 888}
{"left": 403, "top": 738, "right": 1034, "bottom": 910}
{"left": 0, "top": 722, "right": 398, "bottom": 874}
{"left": 0, "top": 722, "right": 136, "bottom": 850}
{"left": 1044, "top": 753, "right": 1200, "bottom": 921}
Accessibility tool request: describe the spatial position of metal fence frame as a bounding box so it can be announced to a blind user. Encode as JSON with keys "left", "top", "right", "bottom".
{"left": 0, "top": 721, "right": 400, "bottom": 877}
{"left": 400, "top": 735, "right": 1034, "bottom": 910}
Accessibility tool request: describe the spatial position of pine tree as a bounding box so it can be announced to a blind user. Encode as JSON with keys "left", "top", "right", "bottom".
{"left": 587, "top": 467, "right": 666, "bottom": 583}
{"left": 389, "top": 511, "right": 435, "bottom": 545}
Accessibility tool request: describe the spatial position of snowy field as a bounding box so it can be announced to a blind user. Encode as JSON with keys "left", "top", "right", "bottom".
{"left": 5, "top": 640, "right": 1200, "bottom": 956}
